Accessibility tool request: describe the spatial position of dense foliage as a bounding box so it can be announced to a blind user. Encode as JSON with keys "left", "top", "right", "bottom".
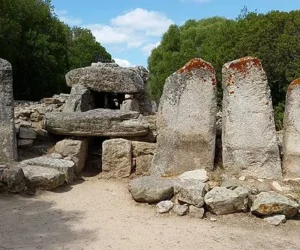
{"left": 148, "top": 11, "right": 300, "bottom": 129}
{"left": 0, "top": 0, "right": 112, "bottom": 100}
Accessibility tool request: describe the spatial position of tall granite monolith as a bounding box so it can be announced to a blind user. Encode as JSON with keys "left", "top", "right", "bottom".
{"left": 283, "top": 79, "right": 300, "bottom": 178}
{"left": 222, "top": 57, "right": 281, "bottom": 179}
{"left": 151, "top": 58, "right": 217, "bottom": 177}
{"left": 0, "top": 58, "right": 17, "bottom": 162}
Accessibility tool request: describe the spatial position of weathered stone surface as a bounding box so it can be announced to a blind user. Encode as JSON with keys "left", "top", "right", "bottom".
{"left": 204, "top": 186, "right": 250, "bottom": 215}
{"left": 135, "top": 155, "right": 153, "bottom": 176}
{"left": 251, "top": 191, "right": 300, "bottom": 218}
{"left": 172, "top": 204, "right": 189, "bottom": 216}
{"left": 21, "top": 165, "right": 65, "bottom": 190}
{"left": 0, "top": 58, "right": 17, "bottom": 162}
{"left": 50, "top": 153, "right": 63, "bottom": 159}
{"left": 283, "top": 79, "right": 300, "bottom": 178}
{"left": 19, "top": 127, "right": 36, "bottom": 139}
{"left": 222, "top": 57, "right": 281, "bottom": 179}
{"left": 152, "top": 58, "right": 217, "bottom": 177}
{"left": 102, "top": 139, "right": 132, "bottom": 179}
{"left": 20, "top": 156, "right": 75, "bottom": 184}
{"left": 44, "top": 109, "right": 149, "bottom": 137}
{"left": 189, "top": 206, "right": 205, "bottom": 219}
{"left": 65, "top": 65, "right": 145, "bottom": 93}
{"left": 3, "top": 167, "right": 26, "bottom": 193}
{"left": 63, "top": 84, "right": 94, "bottom": 112}
{"left": 263, "top": 215, "right": 286, "bottom": 226}
{"left": 132, "top": 142, "right": 156, "bottom": 157}
{"left": 18, "top": 139, "right": 34, "bottom": 148}
{"left": 120, "top": 99, "right": 140, "bottom": 113}
{"left": 178, "top": 169, "right": 209, "bottom": 183}
{"left": 156, "top": 200, "right": 174, "bottom": 214}
{"left": 128, "top": 176, "right": 174, "bottom": 203}
{"left": 55, "top": 139, "right": 88, "bottom": 174}
{"left": 174, "top": 180, "right": 206, "bottom": 208}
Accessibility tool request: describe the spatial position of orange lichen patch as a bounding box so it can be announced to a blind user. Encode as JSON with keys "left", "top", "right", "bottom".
{"left": 288, "top": 78, "right": 300, "bottom": 91}
{"left": 227, "top": 57, "right": 262, "bottom": 73}
{"left": 178, "top": 58, "right": 215, "bottom": 76}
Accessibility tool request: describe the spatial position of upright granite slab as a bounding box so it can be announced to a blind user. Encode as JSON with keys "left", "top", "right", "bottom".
{"left": 283, "top": 79, "right": 300, "bottom": 178}
{"left": 0, "top": 58, "right": 17, "bottom": 163}
{"left": 151, "top": 58, "right": 217, "bottom": 177}
{"left": 222, "top": 57, "right": 281, "bottom": 179}
{"left": 44, "top": 109, "right": 149, "bottom": 137}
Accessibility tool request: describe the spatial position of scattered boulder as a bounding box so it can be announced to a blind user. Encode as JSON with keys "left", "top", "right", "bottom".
{"left": 251, "top": 191, "right": 300, "bottom": 218}
{"left": 20, "top": 156, "right": 75, "bottom": 184}
{"left": 174, "top": 180, "right": 207, "bottom": 208}
{"left": 44, "top": 109, "right": 149, "bottom": 137}
{"left": 1, "top": 166, "right": 26, "bottom": 193}
{"left": 156, "top": 200, "right": 174, "bottom": 214}
{"left": 204, "top": 186, "right": 250, "bottom": 215}
{"left": 222, "top": 57, "right": 281, "bottom": 179}
{"left": 129, "top": 176, "right": 174, "bottom": 203}
{"left": 132, "top": 142, "right": 156, "bottom": 157}
{"left": 19, "top": 127, "right": 36, "bottom": 139}
{"left": 102, "top": 139, "right": 132, "bottom": 179}
{"left": 65, "top": 64, "right": 145, "bottom": 93}
{"left": 172, "top": 204, "right": 189, "bottom": 216}
{"left": 178, "top": 169, "right": 209, "bottom": 183}
{"left": 21, "top": 165, "right": 65, "bottom": 190}
{"left": 152, "top": 58, "right": 217, "bottom": 177}
{"left": 283, "top": 78, "right": 300, "bottom": 178}
{"left": 189, "top": 206, "right": 205, "bottom": 219}
{"left": 55, "top": 138, "right": 88, "bottom": 174}
{"left": 263, "top": 215, "right": 286, "bottom": 226}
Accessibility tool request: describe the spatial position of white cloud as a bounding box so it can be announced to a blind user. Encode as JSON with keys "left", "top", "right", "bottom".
{"left": 85, "top": 8, "right": 173, "bottom": 52}
{"left": 55, "top": 9, "right": 82, "bottom": 26}
{"left": 141, "top": 42, "right": 161, "bottom": 56}
{"left": 114, "top": 58, "right": 133, "bottom": 67}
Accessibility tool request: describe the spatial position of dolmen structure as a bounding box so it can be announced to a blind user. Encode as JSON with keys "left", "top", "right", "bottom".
{"left": 1, "top": 56, "right": 300, "bottom": 224}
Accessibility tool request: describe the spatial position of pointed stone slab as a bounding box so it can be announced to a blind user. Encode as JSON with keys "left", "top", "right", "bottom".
{"left": 44, "top": 109, "right": 149, "bottom": 137}
{"left": 222, "top": 57, "right": 281, "bottom": 179}
{"left": 283, "top": 79, "right": 300, "bottom": 178}
{"left": 151, "top": 58, "right": 217, "bottom": 177}
{"left": 0, "top": 58, "right": 17, "bottom": 163}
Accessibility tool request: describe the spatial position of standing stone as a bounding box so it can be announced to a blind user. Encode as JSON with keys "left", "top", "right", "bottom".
{"left": 283, "top": 79, "right": 300, "bottom": 178}
{"left": 63, "top": 84, "right": 94, "bottom": 112}
{"left": 151, "top": 58, "right": 217, "bottom": 177}
{"left": 102, "top": 139, "right": 132, "bottom": 179}
{"left": 0, "top": 59, "right": 17, "bottom": 163}
{"left": 222, "top": 57, "right": 281, "bottom": 179}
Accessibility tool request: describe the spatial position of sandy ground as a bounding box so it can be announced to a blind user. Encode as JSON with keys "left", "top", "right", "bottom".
{"left": 1, "top": 178, "right": 300, "bottom": 250}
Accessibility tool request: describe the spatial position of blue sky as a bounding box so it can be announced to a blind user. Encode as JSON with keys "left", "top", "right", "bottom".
{"left": 52, "top": 0, "right": 300, "bottom": 68}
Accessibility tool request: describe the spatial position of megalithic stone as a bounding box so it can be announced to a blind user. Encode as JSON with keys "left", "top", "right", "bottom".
{"left": 222, "top": 57, "right": 281, "bottom": 179}
{"left": 283, "top": 79, "right": 300, "bottom": 178}
{"left": 0, "top": 58, "right": 17, "bottom": 163}
{"left": 151, "top": 58, "right": 217, "bottom": 177}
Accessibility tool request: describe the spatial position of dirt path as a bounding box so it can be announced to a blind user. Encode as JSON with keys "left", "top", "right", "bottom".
{"left": 1, "top": 178, "right": 300, "bottom": 250}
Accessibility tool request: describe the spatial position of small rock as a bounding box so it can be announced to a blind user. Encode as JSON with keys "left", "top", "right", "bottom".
{"left": 178, "top": 169, "right": 209, "bottom": 183}
{"left": 51, "top": 153, "right": 63, "bottom": 159}
{"left": 189, "top": 206, "right": 205, "bottom": 219}
{"left": 210, "top": 217, "right": 217, "bottom": 222}
{"left": 19, "top": 127, "right": 37, "bottom": 139}
{"left": 156, "top": 201, "right": 174, "bottom": 214}
{"left": 272, "top": 181, "right": 283, "bottom": 192}
{"left": 18, "top": 139, "right": 34, "bottom": 148}
{"left": 172, "top": 204, "right": 189, "bottom": 216}
{"left": 257, "top": 179, "right": 264, "bottom": 182}
{"left": 264, "top": 215, "right": 286, "bottom": 226}
{"left": 4, "top": 167, "right": 26, "bottom": 193}
{"left": 239, "top": 176, "right": 246, "bottom": 181}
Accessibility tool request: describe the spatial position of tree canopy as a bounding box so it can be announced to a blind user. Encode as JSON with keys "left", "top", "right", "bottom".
{"left": 148, "top": 10, "right": 300, "bottom": 129}
{"left": 0, "top": 0, "right": 112, "bottom": 100}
